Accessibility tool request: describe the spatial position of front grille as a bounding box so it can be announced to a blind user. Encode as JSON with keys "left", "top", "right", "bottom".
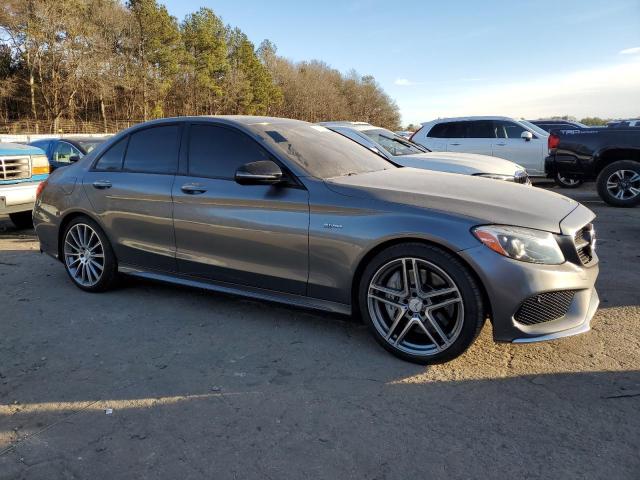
{"left": 574, "top": 224, "right": 595, "bottom": 265}
{"left": 0, "top": 156, "right": 31, "bottom": 181}
{"left": 514, "top": 290, "right": 577, "bottom": 325}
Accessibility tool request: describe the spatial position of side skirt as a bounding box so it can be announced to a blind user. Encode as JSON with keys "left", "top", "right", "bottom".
{"left": 118, "top": 265, "right": 352, "bottom": 316}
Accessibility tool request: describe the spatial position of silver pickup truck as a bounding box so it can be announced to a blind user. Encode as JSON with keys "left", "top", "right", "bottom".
{"left": 0, "top": 142, "right": 49, "bottom": 228}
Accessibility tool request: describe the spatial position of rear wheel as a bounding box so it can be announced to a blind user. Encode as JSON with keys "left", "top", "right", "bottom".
{"left": 358, "top": 243, "right": 485, "bottom": 365}
{"left": 9, "top": 211, "right": 33, "bottom": 229}
{"left": 554, "top": 172, "right": 583, "bottom": 188}
{"left": 596, "top": 160, "right": 640, "bottom": 207}
{"left": 62, "top": 217, "right": 117, "bottom": 292}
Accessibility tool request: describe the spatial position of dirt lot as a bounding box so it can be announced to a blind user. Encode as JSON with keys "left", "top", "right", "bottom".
{"left": 0, "top": 182, "right": 639, "bottom": 479}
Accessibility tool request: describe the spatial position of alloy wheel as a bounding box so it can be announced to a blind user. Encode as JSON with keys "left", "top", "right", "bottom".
{"left": 606, "top": 169, "right": 640, "bottom": 201}
{"left": 556, "top": 173, "right": 582, "bottom": 187}
{"left": 64, "top": 223, "right": 105, "bottom": 287}
{"left": 367, "top": 257, "right": 464, "bottom": 357}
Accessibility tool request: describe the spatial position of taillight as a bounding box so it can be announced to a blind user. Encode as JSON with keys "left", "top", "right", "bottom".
{"left": 31, "top": 154, "right": 51, "bottom": 175}
{"left": 36, "top": 178, "right": 48, "bottom": 199}
{"left": 548, "top": 133, "right": 560, "bottom": 151}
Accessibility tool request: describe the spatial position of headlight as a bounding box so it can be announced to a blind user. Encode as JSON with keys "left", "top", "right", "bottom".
{"left": 472, "top": 225, "right": 565, "bottom": 264}
{"left": 31, "top": 154, "right": 51, "bottom": 175}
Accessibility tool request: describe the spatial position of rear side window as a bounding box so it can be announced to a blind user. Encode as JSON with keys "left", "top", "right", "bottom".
{"left": 427, "top": 123, "right": 451, "bottom": 138}
{"left": 467, "top": 121, "right": 495, "bottom": 138}
{"left": 188, "top": 124, "right": 270, "bottom": 179}
{"left": 123, "top": 125, "right": 180, "bottom": 174}
{"left": 94, "top": 137, "right": 128, "bottom": 171}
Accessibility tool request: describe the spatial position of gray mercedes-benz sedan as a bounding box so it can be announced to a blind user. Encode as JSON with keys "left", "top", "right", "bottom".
{"left": 33, "top": 116, "right": 599, "bottom": 364}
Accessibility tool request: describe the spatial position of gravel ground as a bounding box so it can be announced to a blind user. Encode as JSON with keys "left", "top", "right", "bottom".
{"left": 0, "top": 182, "right": 638, "bottom": 479}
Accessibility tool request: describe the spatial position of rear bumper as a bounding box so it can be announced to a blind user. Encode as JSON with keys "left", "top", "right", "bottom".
{"left": 0, "top": 181, "right": 39, "bottom": 215}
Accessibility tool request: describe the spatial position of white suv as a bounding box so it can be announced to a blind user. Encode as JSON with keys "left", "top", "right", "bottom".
{"left": 411, "top": 116, "right": 549, "bottom": 176}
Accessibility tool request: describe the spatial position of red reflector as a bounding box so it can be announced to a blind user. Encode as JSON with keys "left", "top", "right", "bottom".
{"left": 36, "top": 179, "right": 48, "bottom": 199}
{"left": 548, "top": 133, "right": 560, "bottom": 150}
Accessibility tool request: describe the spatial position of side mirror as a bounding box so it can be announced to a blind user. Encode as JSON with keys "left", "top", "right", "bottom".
{"left": 521, "top": 131, "right": 533, "bottom": 142}
{"left": 69, "top": 155, "right": 80, "bottom": 163}
{"left": 235, "top": 160, "right": 284, "bottom": 185}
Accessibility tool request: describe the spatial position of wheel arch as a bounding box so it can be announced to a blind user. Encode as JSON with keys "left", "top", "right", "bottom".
{"left": 594, "top": 148, "right": 640, "bottom": 176}
{"left": 57, "top": 210, "right": 109, "bottom": 262}
{"left": 350, "top": 236, "right": 493, "bottom": 323}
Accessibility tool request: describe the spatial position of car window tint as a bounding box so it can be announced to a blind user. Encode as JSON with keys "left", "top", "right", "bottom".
{"left": 54, "top": 142, "right": 81, "bottom": 164}
{"left": 467, "top": 121, "right": 495, "bottom": 138}
{"left": 427, "top": 123, "right": 449, "bottom": 138}
{"left": 188, "top": 124, "right": 270, "bottom": 179}
{"left": 123, "top": 125, "right": 179, "bottom": 174}
{"left": 495, "top": 121, "right": 527, "bottom": 139}
{"left": 94, "top": 137, "right": 128, "bottom": 171}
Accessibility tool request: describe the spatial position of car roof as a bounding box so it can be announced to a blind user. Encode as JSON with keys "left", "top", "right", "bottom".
{"left": 318, "top": 121, "right": 379, "bottom": 132}
{"left": 420, "top": 116, "right": 518, "bottom": 126}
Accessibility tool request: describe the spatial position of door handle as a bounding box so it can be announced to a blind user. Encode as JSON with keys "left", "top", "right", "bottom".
{"left": 181, "top": 183, "right": 207, "bottom": 194}
{"left": 449, "top": 143, "right": 461, "bottom": 146}
{"left": 495, "top": 143, "right": 506, "bottom": 146}
{"left": 92, "top": 180, "right": 112, "bottom": 189}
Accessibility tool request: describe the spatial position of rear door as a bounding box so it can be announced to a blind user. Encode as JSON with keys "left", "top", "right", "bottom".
{"left": 492, "top": 120, "right": 544, "bottom": 174}
{"left": 82, "top": 124, "right": 181, "bottom": 272}
{"left": 172, "top": 122, "right": 309, "bottom": 295}
{"left": 445, "top": 121, "right": 493, "bottom": 155}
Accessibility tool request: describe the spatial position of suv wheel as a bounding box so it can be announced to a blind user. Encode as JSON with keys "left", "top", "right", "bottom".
{"left": 9, "top": 211, "right": 33, "bottom": 229}
{"left": 358, "top": 243, "right": 485, "bottom": 365}
{"left": 62, "top": 217, "right": 118, "bottom": 292}
{"left": 554, "top": 172, "right": 583, "bottom": 189}
{"left": 597, "top": 160, "right": 640, "bottom": 207}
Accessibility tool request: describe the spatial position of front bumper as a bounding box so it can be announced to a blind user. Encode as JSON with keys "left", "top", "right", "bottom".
{"left": 0, "top": 181, "right": 39, "bottom": 215}
{"left": 460, "top": 244, "right": 599, "bottom": 343}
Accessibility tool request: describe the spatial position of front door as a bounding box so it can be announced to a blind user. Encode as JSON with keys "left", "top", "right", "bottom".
{"left": 172, "top": 122, "right": 309, "bottom": 295}
{"left": 82, "top": 124, "right": 181, "bottom": 272}
{"left": 492, "top": 120, "right": 544, "bottom": 174}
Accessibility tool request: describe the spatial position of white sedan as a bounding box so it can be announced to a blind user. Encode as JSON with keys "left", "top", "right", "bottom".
{"left": 321, "top": 122, "right": 530, "bottom": 185}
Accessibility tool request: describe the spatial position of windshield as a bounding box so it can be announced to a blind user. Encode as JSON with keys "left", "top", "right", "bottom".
{"left": 361, "top": 128, "right": 427, "bottom": 156}
{"left": 76, "top": 140, "right": 105, "bottom": 153}
{"left": 250, "top": 122, "right": 396, "bottom": 179}
{"left": 519, "top": 120, "right": 549, "bottom": 137}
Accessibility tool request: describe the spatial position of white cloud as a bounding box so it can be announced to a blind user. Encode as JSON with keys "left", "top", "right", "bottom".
{"left": 398, "top": 58, "right": 640, "bottom": 124}
{"left": 619, "top": 46, "right": 640, "bottom": 55}
{"left": 394, "top": 78, "right": 421, "bottom": 86}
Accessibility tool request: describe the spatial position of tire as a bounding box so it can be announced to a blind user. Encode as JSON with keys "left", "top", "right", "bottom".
{"left": 9, "top": 211, "right": 33, "bottom": 229}
{"left": 358, "top": 242, "right": 485, "bottom": 365}
{"left": 62, "top": 216, "right": 118, "bottom": 292}
{"left": 554, "top": 172, "right": 583, "bottom": 189}
{"left": 596, "top": 160, "right": 640, "bottom": 207}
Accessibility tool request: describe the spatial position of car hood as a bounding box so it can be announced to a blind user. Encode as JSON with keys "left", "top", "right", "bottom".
{"left": 392, "top": 151, "right": 524, "bottom": 175}
{"left": 326, "top": 168, "right": 580, "bottom": 233}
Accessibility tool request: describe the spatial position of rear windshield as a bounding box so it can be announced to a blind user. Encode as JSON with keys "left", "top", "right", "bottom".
{"left": 249, "top": 122, "right": 396, "bottom": 179}
{"left": 77, "top": 140, "right": 106, "bottom": 153}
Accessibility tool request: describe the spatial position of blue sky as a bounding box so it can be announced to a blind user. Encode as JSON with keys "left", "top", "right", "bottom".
{"left": 162, "top": 0, "right": 640, "bottom": 125}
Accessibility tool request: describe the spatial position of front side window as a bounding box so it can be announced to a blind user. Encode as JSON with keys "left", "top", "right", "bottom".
{"left": 123, "top": 125, "right": 180, "bottom": 174}
{"left": 495, "top": 120, "right": 527, "bottom": 139}
{"left": 53, "top": 142, "right": 81, "bottom": 164}
{"left": 188, "top": 124, "right": 271, "bottom": 179}
{"left": 94, "top": 137, "right": 128, "bottom": 171}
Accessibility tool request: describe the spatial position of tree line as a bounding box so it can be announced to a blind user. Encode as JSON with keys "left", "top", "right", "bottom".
{"left": 0, "top": 0, "right": 401, "bottom": 133}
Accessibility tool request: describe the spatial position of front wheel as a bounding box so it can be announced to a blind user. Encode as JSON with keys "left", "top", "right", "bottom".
{"left": 596, "top": 160, "right": 640, "bottom": 207}
{"left": 358, "top": 243, "right": 485, "bottom": 365}
{"left": 62, "top": 216, "right": 118, "bottom": 292}
{"left": 554, "top": 172, "right": 583, "bottom": 188}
